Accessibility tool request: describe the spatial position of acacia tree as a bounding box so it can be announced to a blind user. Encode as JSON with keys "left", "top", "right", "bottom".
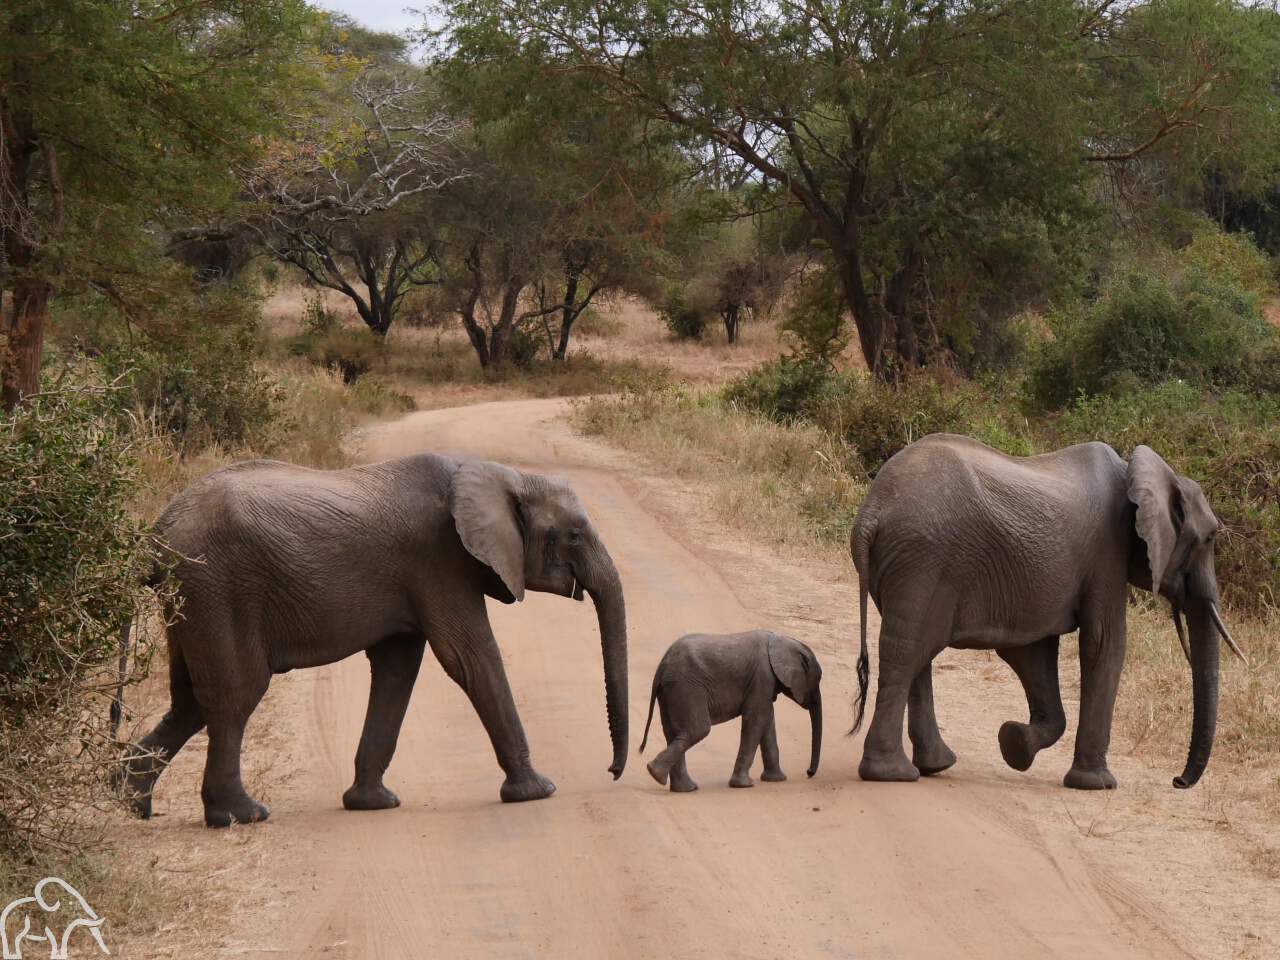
{"left": 438, "top": 0, "right": 1280, "bottom": 377}
{"left": 0, "top": 1, "right": 312, "bottom": 411}
{"left": 247, "top": 70, "right": 466, "bottom": 336}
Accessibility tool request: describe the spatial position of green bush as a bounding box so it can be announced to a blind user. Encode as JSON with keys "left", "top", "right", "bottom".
{"left": 0, "top": 387, "right": 157, "bottom": 855}
{"left": 287, "top": 325, "right": 384, "bottom": 384}
{"left": 1052, "top": 382, "right": 1280, "bottom": 612}
{"left": 1029, "top": 266, "right": 1277, "bottom": 409}
{"left": 103, "top": 320, "right": 278, "bottom": 451}
{"left": 659, "top": 287, "right": 707, "bottom": 340}
{"left": 725, "top": 356, "right": 836, "bottom": 422}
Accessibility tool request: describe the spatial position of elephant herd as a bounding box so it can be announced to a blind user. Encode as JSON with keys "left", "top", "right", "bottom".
{"left": 113, "top": 434, "right": 1242, "bottom": 828}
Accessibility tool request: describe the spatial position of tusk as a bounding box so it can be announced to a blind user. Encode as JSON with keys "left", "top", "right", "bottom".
{"left": 571, "top": 576, "right": 585, "bottom": 602}
{"left": 1172, "top": 607, "right": 1191, "bottom": 666}
{"left": 1209, "top": 604, "right": 1248, "bottom": 665}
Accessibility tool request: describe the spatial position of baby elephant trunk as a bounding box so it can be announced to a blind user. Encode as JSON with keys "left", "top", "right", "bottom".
{"left": 807, "top": 686, "right": 822, "bottom": 778}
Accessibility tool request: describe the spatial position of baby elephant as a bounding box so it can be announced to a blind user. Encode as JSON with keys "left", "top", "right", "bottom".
{"left": 640, "top": 631, "right": 823, "bottom": 791}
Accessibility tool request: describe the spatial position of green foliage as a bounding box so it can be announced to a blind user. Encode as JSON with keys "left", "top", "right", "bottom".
{"left": 659, "top": 287, "right": 708, "bottom": 341}
{"left": 1029, "top": 265, "right": 1277, "bottom": 409}
{"left": 725, "top": 357, "right": 834, "bottom": 422}
{"left": 288, "top": 325, "right": 385, "bottom": 384}
{"left": 0, "top": 386, "right": 158, "bottom": 856}
{"left": 103, "top": 323, "right": 277, "bottom": 451}
{"left": 1053, "top": 383, "right": 1280, "bottom": 611}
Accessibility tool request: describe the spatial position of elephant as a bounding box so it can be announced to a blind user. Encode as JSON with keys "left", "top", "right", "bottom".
{"left": 115, "top": 454, "right": 628, "bottom": 827}
{"left": 640, "top": 631, "right": 822, "bottom": 791}
{"left": 850, "top": 434, "right": 1244, "bottom": 791}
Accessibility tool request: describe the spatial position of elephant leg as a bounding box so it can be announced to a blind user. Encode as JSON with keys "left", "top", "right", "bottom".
{"left": 1065, "top": 612, "right": 1125, "bottom": 790}
{"left": 428, "top": 616, "right": 554, "bottom": 803}
{"left": 759, "top": 714, "right": 787, "bottom": 782}
{"left": 648, "top": 690, "right": 709, "bottom": 792}
{"left": 198, "top": 653, "right": 271, "bottom": 828}
{"left": 729, "top": 705, "right": 771, "bottom": 788}
{"left": 907, "top": 661, "right": 956, "bottom": 776}
{"left": 118, "top": 645, "right": 206, "bottom": 819}
{"left": 658, "top": 698, "right": 701, "bottom": 793}
{"left": 343, "top": 633, "right": 426, "bottom": 812}
{"left": 996, "top": 637, "right": 1066, "bottom": 772}
{"left": 860, "top": 599, "right": 951, "bottom": 782}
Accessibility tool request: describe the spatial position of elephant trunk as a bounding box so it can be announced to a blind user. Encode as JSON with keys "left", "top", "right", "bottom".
{"left": 1173, "top": 600, "right": 1220, "bottom": 789}
{"left": 806, "top": 686, "right": 822, "bottom": 778}
{"left": 583, "top": 544, "right": 628, "bottom": 779}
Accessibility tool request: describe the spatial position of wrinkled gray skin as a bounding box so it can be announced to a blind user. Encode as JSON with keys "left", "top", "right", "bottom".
{"left": 118, "top": 454, "right": 628, "bottom": 827}
{"left": 640, "top": 631, "right": 822, "bottom": 792}
{"left": 851, "top": 434, "right": 1241, "bottom": 791}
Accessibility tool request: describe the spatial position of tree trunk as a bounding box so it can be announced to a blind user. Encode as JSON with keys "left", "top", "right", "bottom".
{"left": 884, "top": 244, "right": 924, "bottom": 373}
{"left": 486, "top": 278, "right": 523, "bottom": 366}
{"left": 1, "top": 274, "right": 47, "bottom": 411}
{"left": 834, "top": 253, "right": 888, "bottom": 378}
{"left": 551, "top": 270, "right": 580, "bottom": 362}
{"left": 723, "top": 304, "right": 740, "bottom": 344}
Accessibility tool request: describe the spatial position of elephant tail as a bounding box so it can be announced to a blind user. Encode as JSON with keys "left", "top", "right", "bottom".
{"left": 639, "top": 674, "right": 660, "bottom": 754}
{"left": 849, "top": 512, "right": 875, "bottom": 735}
{"left": 110, "top": 615, "right": 133, "bottom": 740}
{"left": 850, "top": 578, "right": 870, "bottom": 734}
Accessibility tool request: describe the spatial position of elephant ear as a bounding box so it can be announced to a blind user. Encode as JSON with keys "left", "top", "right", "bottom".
{"left": 767, "top": 633, "right": 810, "bottom": 699}
{"left": 1127, "top": 445, "right": 1179, "bottom": 593}
{"left": 450, "top": 460, "right": 526, "bottom": 603}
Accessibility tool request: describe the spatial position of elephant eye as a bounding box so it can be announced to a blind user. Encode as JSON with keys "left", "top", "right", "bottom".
{"left": 568, "top": 529, "right": 582, "bottom": 545}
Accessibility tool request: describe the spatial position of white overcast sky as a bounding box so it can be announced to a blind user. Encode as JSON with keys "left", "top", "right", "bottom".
{"left": 317, "top": 2, "right": 425, "bottom": 36}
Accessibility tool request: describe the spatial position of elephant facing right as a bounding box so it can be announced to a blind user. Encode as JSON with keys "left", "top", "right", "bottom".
{"left": 850, "top": 434, "right": 1246, "bottom": 791}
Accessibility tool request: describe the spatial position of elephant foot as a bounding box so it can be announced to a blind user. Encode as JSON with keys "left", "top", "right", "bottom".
{"left": 342, "top": 782, "right": 401, "bottom": 811}
{"left": 858, "top": 750, "right": 920, "bottom": 783}
{"left": 669, "top": 776, "right": 698, "bottom": 793}
{"left": 728, "top": 773, "right": 754, "bottom": 788}
{"left": 500, "top": 771, "right": 556, "bottom": 803}
{"left": 646, "top": 760, "right": 670, "bottom": 786}
{"left": 1063, "top": 764, "right": 1117, "bottom": 791}
{"left": 913, "top": 742, "right": 957, "bottom": 777}
{"left": 998, "top": 721, "right": 1039, "bottom": 772}
{"left": 760, "top": 769, "right": 788, "bottom": 782}
{"left": 204, "top": 796, "right": 270, "bottom": 828}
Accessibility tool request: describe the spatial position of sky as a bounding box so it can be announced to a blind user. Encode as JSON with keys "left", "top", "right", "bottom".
{"left": 316, "top": 2, "right": 424, "bottom": 36}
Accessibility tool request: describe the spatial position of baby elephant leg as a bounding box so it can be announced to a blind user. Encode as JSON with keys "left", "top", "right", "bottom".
{"left": 730, "top": 705, "right": 771, "bottom": 788}
{"left": 759, "top": 714, "right": 786, "bottom": 782}
{"left": 647, "top": 687, "right": 709, "bottom": 792}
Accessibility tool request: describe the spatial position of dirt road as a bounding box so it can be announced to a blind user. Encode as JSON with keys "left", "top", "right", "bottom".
{"left": 123, "top": 398, "right": 1269, "bottom": 959}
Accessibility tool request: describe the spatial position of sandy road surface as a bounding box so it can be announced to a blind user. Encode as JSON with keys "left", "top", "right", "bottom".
{"left": 119, "top": 398, "right": 1272, "bottom": 960}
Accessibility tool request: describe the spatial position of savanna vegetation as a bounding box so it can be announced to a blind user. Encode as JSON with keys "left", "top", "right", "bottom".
{"left": 3, "top": 0, "right": 1280, "bottom": 931}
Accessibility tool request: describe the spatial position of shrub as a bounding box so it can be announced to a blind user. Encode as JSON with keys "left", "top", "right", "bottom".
{"left": 286, "top": 325, "right": 385, "bottom": 384}
{"left": 0, "top": 387, "right": 157, "bottom": 856}
{"left": 1052, "top": 383, "right": 1280, "bottom": 613}
{"left": 659, "top": 287, "right": 707, "bottom": 340}
{"left": 103, "top": 320, "right": 278, "bottom": 451}
{"left": 1028, "top": 266, "right": 1277, "bottom": 409}
{"left": 725, "top": 356, "right": 837, "bottom": 422}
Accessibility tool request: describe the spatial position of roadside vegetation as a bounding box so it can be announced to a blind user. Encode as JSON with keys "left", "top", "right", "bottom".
{"left": 3, "top": 0, "right": 1280, "bottom": 939}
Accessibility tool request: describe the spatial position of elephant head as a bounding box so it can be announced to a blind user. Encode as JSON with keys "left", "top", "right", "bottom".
{"left": 1127, "top": 445, "right": 1245, "bottom": 789}
{"left": 766, "top": 634, "right": 823, "bottom": 777}
{"left": 450, "top": 460, "right": 629, "bottom": 778}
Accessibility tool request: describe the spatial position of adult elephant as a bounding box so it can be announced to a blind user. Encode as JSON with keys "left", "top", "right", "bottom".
{"left": 850, "top": 434, "right": 1244, "bottom": 791}
{"left": 117, "top": 454, "right": 628, "bottom": 827}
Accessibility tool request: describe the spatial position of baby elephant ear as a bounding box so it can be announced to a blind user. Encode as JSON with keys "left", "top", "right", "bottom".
{"left": 449, "top": 460, "right": 526, "bottom": 603}
{"left": 1126, "top": 445, "right": 1178, "bottom": 594}
{"left": 767, "top": 633, "right": 809, "bottom": 699}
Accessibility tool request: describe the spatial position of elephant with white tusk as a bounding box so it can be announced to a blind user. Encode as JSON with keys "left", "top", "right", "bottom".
{"left": 850, "top": 434, "right": 1244, "bottom": 791}
{"left": 115, "top": 454, "right": 628, "bottom": 827}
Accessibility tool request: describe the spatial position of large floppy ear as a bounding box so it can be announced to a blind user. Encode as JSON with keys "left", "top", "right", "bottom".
{"left": 767, "top": 634, "right": 810, "bottom": 699}
{"left": 449, "top": 460, "right": 526, "bottom": 602}
{"left": 1127, "top": 445, "right": 1179, "bottom": 594}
